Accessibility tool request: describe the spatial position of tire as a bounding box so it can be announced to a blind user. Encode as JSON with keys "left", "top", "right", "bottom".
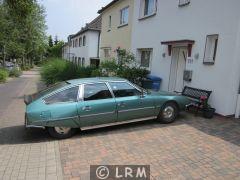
{"left": 47, "top": 127, "right": 76, "bottom": 139}
{"left": 158, "top": 102, "right": 179, "bottom": 123}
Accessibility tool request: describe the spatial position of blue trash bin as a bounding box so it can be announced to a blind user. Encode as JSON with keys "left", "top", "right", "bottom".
{"left": 147, "top": 75, "right": 162, "bottom": 91}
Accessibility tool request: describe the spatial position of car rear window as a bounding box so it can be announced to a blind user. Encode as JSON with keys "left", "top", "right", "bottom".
{"left": 44, "top": 86, "right": 79, "bottom": 104}
{"left": 36, "top": 82, "right": 68, "bottom": 98}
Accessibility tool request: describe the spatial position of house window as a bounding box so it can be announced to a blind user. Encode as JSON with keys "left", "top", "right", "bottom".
{"left": 203, "top": 34, "right": 218, "bottom": 65}
{"left": 72, "top": 40, "right": 74, "bottom": 48}
{"left": 82, "top": 58, "right": 85, "bottom": 66}
{"left": 78, "top": 57, "right": 81, "bottom": 66}
{"left": 179, "top": 0, "right": 190, "bottom": 7}
{"left": 139, "top": 49, "right": 152, "bottom": 68}
{"left": 75, "top": 39, "right": 78, "bottom": 47}
{"left": 83, "top": 36, "right": 86, "bottom": 46}
{"left": 144, "top": 0, "right": 156, "bottom": 16}
{"left": 75, "top": 57, "right": 77, "bottom": 64}
{"left": 109, "top": 16, "right": 112, "bottom": 29}
{"left": 120, "top": 7, "right": 129, "bottom": 25}
{"left": 103, "top": 48, "right": 111, "bottom": 58}
{"left": 79, "top": 37, "right": 82, "bottom": 46}
{"left": 79, "top": 37, "right": 81, "bottom": 46}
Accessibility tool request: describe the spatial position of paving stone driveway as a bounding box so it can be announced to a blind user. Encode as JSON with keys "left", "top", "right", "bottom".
{"left": 0, "top": 69, "right": 240, "bottom": 180}
{"left": 60, "top": 114, "right": 240, "bottom": 180}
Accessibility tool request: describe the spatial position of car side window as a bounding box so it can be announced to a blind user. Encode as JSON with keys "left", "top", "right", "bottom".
{"left": 109, "top": 82, "right": 141, "bottom": 98}
{"left": 44, "top": 86, "right": 79, "bottom": 104}
{"left": 84, "top": 83, "right": 112, "bottom": 101}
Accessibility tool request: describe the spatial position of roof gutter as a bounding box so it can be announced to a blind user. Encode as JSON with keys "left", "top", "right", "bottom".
{"left": 98, "top": 0, "right": 120, "bottom": 14}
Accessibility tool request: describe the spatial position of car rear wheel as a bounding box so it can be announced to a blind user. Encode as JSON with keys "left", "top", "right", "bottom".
{"left": 158, "top": 102, "right": 179, "bottom": 123}
{"left": 47, "top": 127, "right": 76, "bottom": 139}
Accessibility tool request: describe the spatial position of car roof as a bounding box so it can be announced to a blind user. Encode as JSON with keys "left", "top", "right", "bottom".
{"left": 66, "top": 77, "right": 127, "bottom": 85}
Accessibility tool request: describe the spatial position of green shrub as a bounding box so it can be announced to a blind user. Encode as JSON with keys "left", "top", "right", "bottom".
{"left": 9, "top": 68, "right": 22, "bottom": 77}
{"left": 41, "top": 59, "right": 69, "bottom": 85}
{"left": 0, "top": 69, "right": 9, "bottom": 83}
{"left": 95, "top": 51, "right": 150, "bottom": 86}
{"left": 41, "top": 58, "right": 97, "bottom": 85}
{"left": 41, "top": 50, "right": 150, "bottom": 86}
{"left": 77, "top": 67, "right": 97, "bottom": 78}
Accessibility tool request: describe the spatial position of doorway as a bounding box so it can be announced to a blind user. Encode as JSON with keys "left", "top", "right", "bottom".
{"left": 168, "top": 47, "right": 187, "bottom": 92}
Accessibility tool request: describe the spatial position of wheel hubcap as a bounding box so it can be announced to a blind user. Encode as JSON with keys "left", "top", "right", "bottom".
{"left": 54, "top": 127, "right": 71, "bottom": 135}
{"left": 163, "top": 106, "right": 174, "bottom": 119}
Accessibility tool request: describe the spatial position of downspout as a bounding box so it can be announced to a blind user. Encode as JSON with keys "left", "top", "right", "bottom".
{"left": 234, "top": 18, "right": 240, "bottom": 118}
{"left": 97, "top": 31, "right": 100, "bottom": 58}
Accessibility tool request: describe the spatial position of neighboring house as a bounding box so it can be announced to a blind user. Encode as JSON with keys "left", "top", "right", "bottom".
{"left": 62, "top": 42, "right": 70, "bottom": 60}
{"left": 68, "top": 16, "right": 102, "bottom": 67}
{"left": 131, "top": 0, "right": 240, "bottom": 116}
{"left": 98, "top": 0, "right": 134, "bottom": 60}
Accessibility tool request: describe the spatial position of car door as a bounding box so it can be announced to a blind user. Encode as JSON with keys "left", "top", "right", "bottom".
{"left": 108, "top": 82, "right": 155, "bottom": 122}
{"left": 77, "top": 83, "right": 117, "bottom": 127}
{"left": 42, "top": 85, "right": 80, "bottom": 128}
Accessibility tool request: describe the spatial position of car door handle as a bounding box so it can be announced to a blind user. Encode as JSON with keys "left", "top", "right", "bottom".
{"left": 82, "top": 106, "right": 92, "bottom": 111}
{"left": 117, "top": 102, "right": 126, "bottom": 107}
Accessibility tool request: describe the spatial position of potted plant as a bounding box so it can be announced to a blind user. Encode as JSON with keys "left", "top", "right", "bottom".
{"left": 203, "top": 105, "right": 216, "bottom": 119}
{"left": 200, "top": 96, "right": 215, "bottom": 119}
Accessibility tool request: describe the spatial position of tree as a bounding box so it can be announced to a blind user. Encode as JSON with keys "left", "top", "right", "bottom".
{"left": 48, "top": 40, "right": 64, "bottom": 58}
{"left": 48, "top": 35, "right": 53, "bottom": 47}
{"left": 54, "top": 35, "right": 58, "bottom": 45}
{"left": 0, "top": 0, "right": 47, "bottom": 67}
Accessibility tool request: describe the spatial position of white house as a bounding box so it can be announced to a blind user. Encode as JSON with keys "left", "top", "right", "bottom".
{"left": 131, "top": 0, "right": 240, "bottom": 117}
{"left": 67, "top": 16, "right": 101, "bottom": 67}
{"left": 62, "top": 42, "right": 70, "bottom": 60}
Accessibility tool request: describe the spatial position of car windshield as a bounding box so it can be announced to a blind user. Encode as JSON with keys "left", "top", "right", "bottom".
{"left": 35, "top": 82, "right": 68, "bottom": 98}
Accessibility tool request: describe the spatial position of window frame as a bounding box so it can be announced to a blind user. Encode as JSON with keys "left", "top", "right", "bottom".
{"left": 108, "top": 15, "right": 112, "bottom": 30}
{"left": 79, "top": 37, "right": 81, "bottom": 47}
{"left": 139, "top": 0, "right": 157, "bottom": 19}
{"left": 203, "top": 34, "right": 219, "bottom": 65}
{"left": 103, "top": 48, "right": 111, "bottom": 58}
{"left": 107, "top": 81, "right": 143, "bottom": 98}
{"left": 82, "top": 82, "right": 113, "bottom": 102}
{"left": 43, "top": 85, "right": 81, "bottom": 105}
{"left": 138, "top": 48, "right": 152, "bottom": 69}
{"left": 82, "top": 57, "right": 85, "bottom": 66}
{"left": 75, "top": 39, "right": 78, "bottom": 47}
{"left": 83, "top": 36, "right": 86, "bottom": 46}
{"left": 78, "top": 57, "right": 81, "bottom": 66}
{"left": 120, "top": 6, "right": 129, "bottom": 26}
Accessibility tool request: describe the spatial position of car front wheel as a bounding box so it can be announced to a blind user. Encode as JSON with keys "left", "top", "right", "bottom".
{"left": 47, "top": 127, "right": 76, "bottom": 139}
{"left": 158, "top": 102, "right": 179, "bottom": 123}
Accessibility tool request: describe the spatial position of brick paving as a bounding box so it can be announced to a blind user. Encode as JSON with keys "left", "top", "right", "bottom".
{"left": 1, "top": 69, "right": 240, "bottom": 180}
{"left": 59, "top": 114, "right": 240, "bottom": 180}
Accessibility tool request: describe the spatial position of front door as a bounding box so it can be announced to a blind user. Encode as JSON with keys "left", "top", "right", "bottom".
{"left": 108, "top": 82, "right": 155, "bottom": 122}
{"left": 169, "top": 47, "right": 187, "bottom": 92}
{"left": 77, "top": 83, "right": 117, "bottom": 127}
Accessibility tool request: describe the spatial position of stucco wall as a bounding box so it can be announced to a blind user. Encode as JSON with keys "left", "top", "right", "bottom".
{"left": 131, "top": 0, "right": 240, "bottom": 116}
{"left": 100, "top": 0, "right": 134, "bottom": 60}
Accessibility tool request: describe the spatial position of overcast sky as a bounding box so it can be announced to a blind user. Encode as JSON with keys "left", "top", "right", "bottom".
{"left": 39, "top": 0, "right": 112, "bottom": 42}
